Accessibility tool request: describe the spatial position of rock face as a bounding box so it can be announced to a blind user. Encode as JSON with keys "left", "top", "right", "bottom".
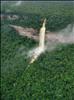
{"left": 10, "top": 25, "right": 38, "bottom": 41}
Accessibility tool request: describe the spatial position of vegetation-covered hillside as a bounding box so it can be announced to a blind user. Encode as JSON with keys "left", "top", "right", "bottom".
{"left": 1, "top": 1, "right": 74, "bottom": 100}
